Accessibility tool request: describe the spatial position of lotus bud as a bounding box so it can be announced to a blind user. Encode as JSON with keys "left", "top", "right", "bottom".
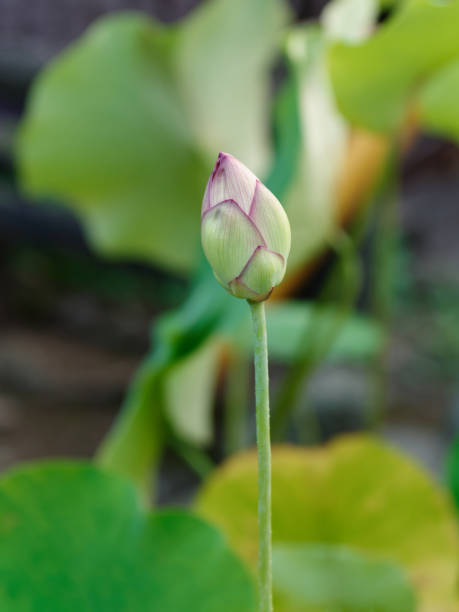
{"left": 201, "top": 153, "right": 291, "bottom": 302}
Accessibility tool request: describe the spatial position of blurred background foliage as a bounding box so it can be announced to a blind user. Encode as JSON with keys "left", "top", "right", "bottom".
{"left": 3, "top": 0, "right": 459, "bottom": 609}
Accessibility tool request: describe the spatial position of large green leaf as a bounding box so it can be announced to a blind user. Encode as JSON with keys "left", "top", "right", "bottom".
{"left": 328, "top": 0, "right": 459, "bottom": 133}
{"left": 419, "top": 58, "right": 459, "bottom": 141}
{"left": 196, "top": 435, "right": 459, "bottom": 611}
{"left": 0, "top": 461, "right": 255, "bottom": 611}
{"left": 18, "top": 15, "right": 206, "bottom": 273}
{"left": 17, "top": 1, "right": 287, "bottom": 273}
{"left": 272, "top": 543, "right": 415, "bottom": 612}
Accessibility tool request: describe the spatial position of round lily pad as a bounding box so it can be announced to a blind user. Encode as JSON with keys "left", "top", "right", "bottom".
{"left": 196, "top": 434, "right": 459, "bottom": 611}
{"left": 0, "top": 461, "right": 255, "bottom": 611}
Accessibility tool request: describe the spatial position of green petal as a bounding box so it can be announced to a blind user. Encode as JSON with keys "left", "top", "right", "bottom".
{"left": 238, "top": 246, "right": 285, "bottom": 296}
{"left": 201, "top": 200, "right": 263, "bottom": 285}
{"left": 250, "top": 182, "right": 291, "bottom": 259}
{"left": 227, "top": 279, "right": 261, "bottom": 301}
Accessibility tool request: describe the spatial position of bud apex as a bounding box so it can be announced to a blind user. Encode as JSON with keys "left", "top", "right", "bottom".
{"left": 201, "top": 153, "right": 291, "bottom": 302}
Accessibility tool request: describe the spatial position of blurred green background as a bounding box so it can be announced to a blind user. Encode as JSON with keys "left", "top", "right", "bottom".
{"left": 2, "top": 1, "right": 459, "bottom": 610}
{"left": 1, "top": 0, "right": 459, "bottom": 495}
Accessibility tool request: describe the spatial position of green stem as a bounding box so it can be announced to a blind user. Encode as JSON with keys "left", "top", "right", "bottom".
{"left": 249, "top": 300, "right": 272, "bottom": 612}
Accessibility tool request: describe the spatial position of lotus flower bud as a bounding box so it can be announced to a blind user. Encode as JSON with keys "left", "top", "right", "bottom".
{"left": 201, "top": 153, "right": 291, "bottom": 302}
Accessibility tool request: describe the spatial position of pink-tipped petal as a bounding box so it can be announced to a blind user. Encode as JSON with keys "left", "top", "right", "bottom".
{"left": 204, "top": 152, "right": 257, "bottom": 214}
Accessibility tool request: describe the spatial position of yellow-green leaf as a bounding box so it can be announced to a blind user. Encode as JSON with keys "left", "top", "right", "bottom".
{"left": 328, "top": 0, "right": 459, "bottom": 132}
{"left": 196, "top": 435, "right": 459, "bottom": 611}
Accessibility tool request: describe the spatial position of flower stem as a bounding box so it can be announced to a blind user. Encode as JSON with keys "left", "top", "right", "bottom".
{"left": 249, "top": 300, "right": 272, "bottom": 612}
